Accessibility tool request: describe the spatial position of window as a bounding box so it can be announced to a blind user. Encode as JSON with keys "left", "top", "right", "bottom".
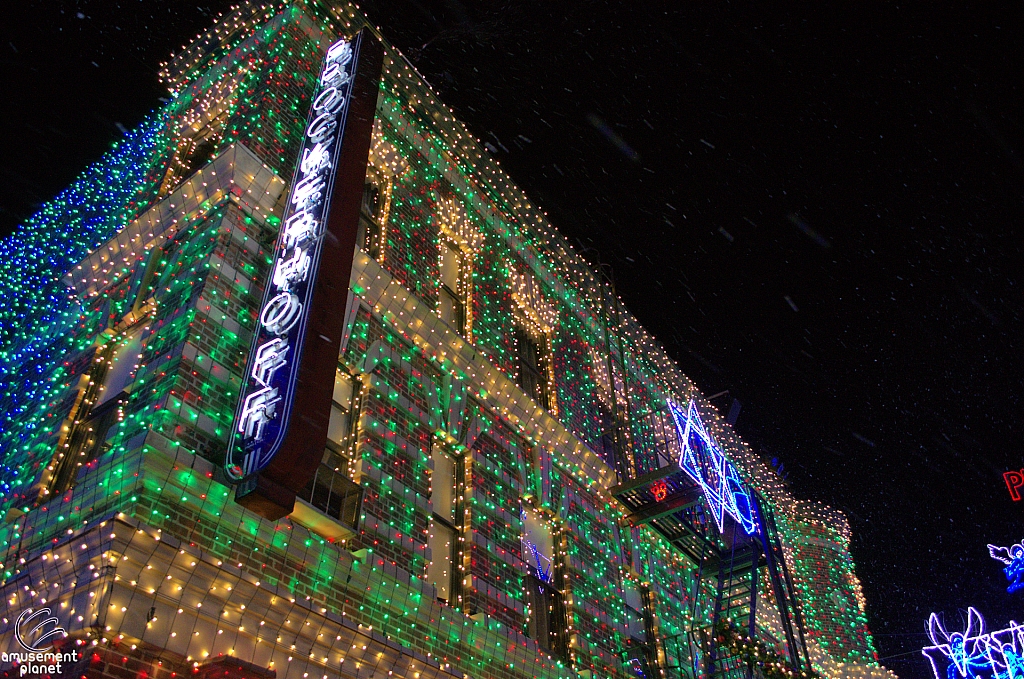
{"left": 158, "top": 105, "right": 232, "bottom": 196}
{"left": 326, "top": 369, "right": 356, "bottom": 449}
{"left": 591, "top": 351, "right": 621, "bottom": 462}
{"left": 434, "top": 197, "right": 481, "bottom": 339}
{"left": 296, "top": 369, "right": 362, "bottom": 529}
{"left": 438, "top": 240, "right": 467, "bottom": 335}
{"left": 526, "top": 576, "right": 568, "bottom": 655}
{"left": 597, "top": 400, "right": 619, "bottom": 463}
{"left": 49, "top": 398, "right": 123, "bottom": 495}
{"left": 298, "top": 458, "right": 362, "bottom": 528}
{"left": 359, "top": 171, "right": 392, "bottom": 262}
{"left": 515, "top": 324, "right": 550, "bottom": 409}
{"left": 622, "top": 579, "right": 657, "bottom": 675}
{"left": 428, "top": 445, "right": 462, "bottom": 604}
{"left": 48, "top": 329, "right": 144, "bottom": 494}
{"left": 360, "top": 181, "right": 383, "bottom": 260}
{"left": 595, "top": 399, "right": 632, "bottom": 471}
{"left": 522, "top": 507, "right": 567, "bottom": 654}
{"left": 508, "top": 266, "right": 557, "bottom": 414}
{"left": 184, "top": 138, "right": 217, "bottom": 176}
{"left": 622, "top": 578, "right": 647, "bottom": 643}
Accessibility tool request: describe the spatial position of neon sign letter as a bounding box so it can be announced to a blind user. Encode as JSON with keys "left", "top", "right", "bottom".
{"left": 1005, "top": 470, "right": 1024, "bottom": 501}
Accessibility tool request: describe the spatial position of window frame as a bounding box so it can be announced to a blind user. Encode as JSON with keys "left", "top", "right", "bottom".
{"left": 437, "top": 237, "right": 470, "bottom": 337}
{"left": 296, "top": 368, "right": 364, "bottom": 529}
{"left": 428, "top": 443, "right": 466, "bottom": 607}
{"left": 514, "top": 321, "right": 554, "bottom": 412}
{"left": 359, "top": 170, "right": 392, "bottom": 263}
{"left": 522, "top": 509, "right": 568, "bottom": 656}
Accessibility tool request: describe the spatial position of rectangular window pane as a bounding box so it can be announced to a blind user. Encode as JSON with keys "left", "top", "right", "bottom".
{"left": 522, "top": 508, "right": 554, "bottom": 583}
{"left": 360, "top": 214, "right": 382, "bottom": 259}
{"left": 327, "top": 404, "right": 350, "bottom": 446}
{"left": 439, "top": 242, "right": 461, "bottom": 291}
{"left": 623, "top": 579, "right": 647, "bottom": 641}
{"left": 519, "top": 366, "right": 541, "bottom": 404}
{"left": 623, "top": 578, "right": 643, "bottom": 612}
{"left": 428, "top": 520, "right": 456, "bottom": 601}
{"left": 438, "top": 287, "right": 459, "bottom": 328}
{"left": 333, "top": 370, "right": 353, "bottom": 407}
{"left": 96, "top": 329, "right": 145, "bottom": 408}
{"left": 431, "top": 447, "right": 456, "bottom": 522}
{"left": 527, "top": 576, "right": 550, "bottom": 644}
{"left": 299, "top": 463, "right": 362, "bottom": 528}
{"left": 527, "top": 574, "right": 565, "bottom": 653}
{"left": 516, "top": 326, "right": 548, "bottom": 406}
{"left": 322, "top": 446, "right": 347, "bottom": 471}
{"left": 361, "top": 182, "right": 380, "bottom": 219}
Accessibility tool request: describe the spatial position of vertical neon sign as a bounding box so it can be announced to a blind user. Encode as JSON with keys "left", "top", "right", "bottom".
{"left": 226, "top": 29, "right": 383, "bottom": 520}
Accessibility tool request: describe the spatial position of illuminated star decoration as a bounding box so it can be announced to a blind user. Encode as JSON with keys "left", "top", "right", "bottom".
{"left": 988, "top": 542, "right": 1024, "bottom": 594}
{"left": 668, "top": 399, "right": 758, "bottom": 535}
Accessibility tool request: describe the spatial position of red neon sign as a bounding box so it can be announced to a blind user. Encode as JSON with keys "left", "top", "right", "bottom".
{"left": 1004, "top": 469, "right": 1024, "bottom": 501}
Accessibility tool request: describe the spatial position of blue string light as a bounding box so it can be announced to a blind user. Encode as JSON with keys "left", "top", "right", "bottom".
{"left": 0, "top": 114, "right": 171, "bottom": 504}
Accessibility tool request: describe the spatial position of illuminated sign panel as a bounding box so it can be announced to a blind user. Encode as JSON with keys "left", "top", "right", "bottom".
{"left": 668, "top": 399, "right": 758, "bottom": 535}
{"left": 226, "top": 29, "right": 383, "bottom": 520}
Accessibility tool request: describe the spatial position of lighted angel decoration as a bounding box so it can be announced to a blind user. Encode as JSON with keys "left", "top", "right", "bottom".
{"left": 995, "top": 642, "right": 1024, "bottom": 679}
{"left": 923, "top": 608, "right": 995, "bottom": 679}
{"left": 989, "top": 542, "right": 1024, "bottom": 594}
{"left": 1007, "top": 648, "right": 1024, "bottom": 679}
{"left": 983, "top": 623, "right": 1024, "bottom": 679}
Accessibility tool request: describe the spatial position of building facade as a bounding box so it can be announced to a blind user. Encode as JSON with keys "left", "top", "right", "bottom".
{"left": 0, "top": 3, "right": 893, "bottom": 679}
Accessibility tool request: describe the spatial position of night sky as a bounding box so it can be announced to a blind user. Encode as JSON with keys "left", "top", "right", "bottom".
{"left": 3, "top": 2, "right": 1022, "bottom": 677}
